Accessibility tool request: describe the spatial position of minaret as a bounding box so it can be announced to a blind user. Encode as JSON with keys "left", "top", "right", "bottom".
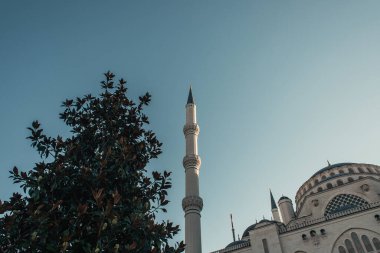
{"left": 230, "top": 214, "right": 236, "bottom": 242}
{"left": 182, "top": 87, "right": 203, "bottom": 253}
{"left": 270, "top": 190, "right": 281, "bottom": 222}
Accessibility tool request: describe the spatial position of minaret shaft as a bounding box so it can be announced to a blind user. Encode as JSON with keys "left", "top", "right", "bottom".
{"left": 183, "top": 89, "right": 203, "bottom": 253}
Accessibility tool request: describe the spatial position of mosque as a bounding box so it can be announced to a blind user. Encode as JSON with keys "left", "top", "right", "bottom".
{"left": 182, "top": 88, "right": 380, "bottom": 253}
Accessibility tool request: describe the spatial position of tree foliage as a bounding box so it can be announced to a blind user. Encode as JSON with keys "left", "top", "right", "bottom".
{"left": 0, "top": 72, "right": 185, "bottom": 253}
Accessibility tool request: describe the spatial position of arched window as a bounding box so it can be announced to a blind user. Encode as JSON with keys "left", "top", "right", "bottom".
{"left": 347, "top": 177, "right": 354, "bottom": 182}
{"left": 367, "top": 167, "right": 373, "bottom": 173}
{"left": 358, "top": 167, "right": 364, "bottom": 173}
{"left": 373, "top": 238, "right": 380, "bottom": 250}
{"left": 327, "top": 183, "right": 333, "bottom": 189}
{"left": 262, "top": 239, "right": 269, "bottom": 253}
{"left": 348, "top": 168, "right": 354, "bottom": 173}
{"left": 314, "top": 179, "right": 319, "bottom": 184}
{"left": 337, "top": 180, "right": 344, "bottom": 186}
{"left": 322, "top": 175, "right": 327, "bottom": 180}
{"left": 361, "top": 235, "right": 374, "bottom": 252}
{"left": 345, "top": 239, "right": 355, "bottom": 253}
{"left": 317, "top": 187, "right": 323, "bottom": 192}
{"left": 308, "top": 183, "right": 312, "bottom": 189}
{"left": 330, "top": 172, "right": 335, "bottom": 176}
{"left": 359, "top": 176, "right": 363, "bottom": 179}
{"left": 351, "top": 232, "right": 365, "bottom": 253}
{"left": 339, "top": 169, "right": 344, "bottom": 174}
{"left": 324, "top": 194, "right": 369, "bottom": 216}
{"left": 338, "top": 246, "right": 347, "bottom": 253}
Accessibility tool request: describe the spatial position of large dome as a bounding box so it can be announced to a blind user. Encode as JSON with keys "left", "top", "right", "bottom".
{"left": 295, "top": 162, "right": 380, "bottom": 211}
{"left": 311, "top": 163, "right": 354, "bottom": 177}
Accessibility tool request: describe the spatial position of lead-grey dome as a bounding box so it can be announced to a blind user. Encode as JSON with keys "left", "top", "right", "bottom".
{"left": 242, "top": 219, "right": 279, "bottom": 237}
{"left": 225, "top": 240, "right": 247, "bottom": 249}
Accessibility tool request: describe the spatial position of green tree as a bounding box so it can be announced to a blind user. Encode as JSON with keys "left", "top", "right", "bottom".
{"left": 0, "top": 72, "right": 185, "bottom": 253}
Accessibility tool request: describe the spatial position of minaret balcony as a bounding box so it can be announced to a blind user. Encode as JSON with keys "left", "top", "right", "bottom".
{"left": 183, "top": 123, "right": 200, "bottom": 136}
{"left": 182, "top": 195, "right": 203, "bottom": 212}
{"left": 183, "top": 155, "right": 201, "bottom": 169}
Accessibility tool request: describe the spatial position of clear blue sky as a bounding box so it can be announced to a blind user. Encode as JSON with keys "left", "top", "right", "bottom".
{"left": 1, "top": 1, "right": 380, "bottom": 252}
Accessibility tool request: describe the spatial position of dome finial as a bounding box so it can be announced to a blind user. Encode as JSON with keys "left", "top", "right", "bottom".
{"left": 327, "top": 160, "right": 331, "bottom": 166}
{"left": 187, "top": 85, "right": 195, "bottom": 104}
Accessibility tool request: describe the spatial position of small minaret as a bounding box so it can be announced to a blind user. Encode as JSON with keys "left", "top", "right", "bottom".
{"left": 270, "top": 190, "right": 281, "bottom": 222}
{"left": 278, "top": 196, "right": 296, "bottom": 224}
{"left": 182, "top": 87, "right": 203, "bottom": 253}
{"left": 230, "top": 214, "right": 236, "bottom": 242}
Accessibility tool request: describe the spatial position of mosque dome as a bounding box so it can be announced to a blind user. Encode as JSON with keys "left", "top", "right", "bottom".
{"left": 242, "top": 219, "right": 281, "bottom": 238}
{"left": 294, "top": 162, "right": 380, "bottom": 212}
{"left": 225, "top": 240, "right": 247, "bottom": 249}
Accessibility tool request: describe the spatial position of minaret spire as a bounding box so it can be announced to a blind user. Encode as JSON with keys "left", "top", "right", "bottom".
{"left": 187, "top": 85, "right": 194, "bottom": 104}
{"left": 183, "top": 87, "right": 203, "bottom": 253}
{"left": 230, "top": 214, "right": 236, "bottom": 242}
{"left": 270, "top": 189, "right": 277, "bottom": 209}
{"left": 270, "top": 189, "right": 281, "bottom": 222}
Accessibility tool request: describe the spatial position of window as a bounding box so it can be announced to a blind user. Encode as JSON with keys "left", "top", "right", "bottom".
{"left": 351, "top": 232, "right": 365, "bottom": 253}
{"left": 358, "top": 167, "right": 364, "bottom": 173}
{"left": 262, "top": 239, "right": 269, "bottom": 253}
{"left": 317, "top": 187, "right": 323, "bottom": 192}
{"left": 344, "top": 239, "right": 355, "bottom": 253}
{"left": 348, "top": 168, "right": 354, "bottom": 173}
{"left": 339, "top": 169, "right": 344, "bottom": 174}
{"left": 367, "top": 167, "right": 374, "bottom": 173}
{"left": 314, "top": 179, "right": 319, "bottom": 184}
{"left": 347, "top": 177, "right": 354, "bottom": 182}
{"left": 330, "top": 172, "right": 335, "bottom": 176}
{"left": 327, "top": 183, "right": 333, "bottom": 189}
{"left": 361, "top": 235, "right": 374, "bottom": 252}
{"left": 324, "top": 194, "right": 368, "bottom": 216}
{"left": 322, "top": 175, "right": 327, "bottom": 180}
{"left": 337, "top": 180, "right": 344, "bottom": 186}
{"left": 373, "top": 238, "right": 380, "bottom": 250}
{"left": 338, "top": 246, "right": 347, "bottom": 253}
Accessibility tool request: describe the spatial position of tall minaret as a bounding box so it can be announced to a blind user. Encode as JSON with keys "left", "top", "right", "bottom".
{"left": 270, "top": 190, "right": 281, "bottom": 222}
{"left": 182, "top": 87, "right": 203, "bottom": 253}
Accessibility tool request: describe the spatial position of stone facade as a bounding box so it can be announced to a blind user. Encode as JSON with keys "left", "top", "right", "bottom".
{"left": 209, "top": 163, "right": 380, "bottom": 253}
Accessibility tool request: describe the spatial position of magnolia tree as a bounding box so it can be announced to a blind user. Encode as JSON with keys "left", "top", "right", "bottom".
{"left": 0, "top": 72, "right": 185, "bottom": 253}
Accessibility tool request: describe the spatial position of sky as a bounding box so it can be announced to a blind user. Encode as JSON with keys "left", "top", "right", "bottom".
{"left": 1, "top": 1, "right": 380, "bottom": 252}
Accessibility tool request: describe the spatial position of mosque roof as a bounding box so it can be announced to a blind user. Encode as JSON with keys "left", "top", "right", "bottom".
{"left": 242, "top": 219, "right": 280, "bottom": 238}
{"left": 225, "top": 240, "right": 247, "bottom": 249}
{"left": 279, "top": 196, "right": 290, "bottom": 201}
{"left": 311, "top": 163, "right": 354, "bottom": 177}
